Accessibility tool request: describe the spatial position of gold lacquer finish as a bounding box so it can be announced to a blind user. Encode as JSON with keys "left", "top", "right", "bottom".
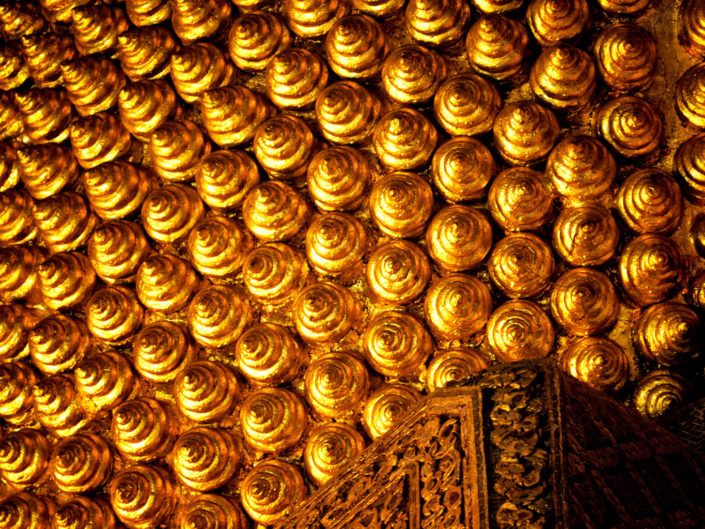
{"left": 425, "top": 274, "right": 492, "bottom": 340}
{"left": 196, "top": 150, "right": 259, "bottom": 211}
{"left": 37, "top": 252, "right": 96, "bottom": 311}
{"left": 71, "top": 5, "right": 129, "bottom": 56}
{"left": 316, "top": 81, "right": 381, "bottom": 145}
{"left": 676, "top": 62, "right": 705, "bottom": 128}
{"left": 493, "top": 100, "right": 559, "bottom": 165}
{"left": 0, "top": 248, "right": 44, "bottom": 304}
{"left": 171, "top": 0, "right": 232, "bottom": 45}
{"left": 0, "top": 362, "right": 38, "bottom": 425}
{"left": 634, "top": 302, "right": 700, "bottom": 366}
{"left": 126, "top": 0, "right": 171, "bottom": 27}
{"left": 370, "top": 171, "right": 433, "bottom": 238}
{"left": 149, "top": 120, "right": 211, "bottom": 182}
{"left": 530, "top": 46, "right": 596, "bottom": 109}
{"left": 172, "top": 427, "right": 240, "bottom": 491}
{"left": 118, "top": 27, "right": 177, "bottom": 83}
{"left": 432, "top": 137, "right": 496, "bottom": 202}
{"left": 87, "top": 220, "right": 149, "bottom": 284}
{"left": 53, "top": 497, "right": 117, "bottom": 529}
{"left": 373, "top": 108, "right": 438, "bottom": 170}
{"left": 33, "top": 374, "right": 86, "bottom": 437}
{"left": 596, "top": 95, "right": 664, "bottom": 159}
{"left": 239, "top": 387, "right": 307, "bottom": 453}
{"left": 547, "top": 135, "right": 616, "bottom": 201}
{"left": 488, "top": 167, "right": 553, "bottom": 231}
{"left": 133, "top": 321, "right": 196, "bottom": 383}
{"left": 0, "top": 492, "right": 52, "bottom": 529}
{"left": 560, "top": 336, "right": 629, "bottom": 393}
{"left": 293, "top": 281, "right": 362, "bottom": 345}
{"left": 19, "top": 33, "right": 76, "bottom": 89}
{"left": 141, "top": 183, "right": 204, "bottom": 243}
{"left": 552, "top": 204, "right": 618, "bottom": 266}
{"left": 50, "top": 433, "right": 112, "bottom": 493}
{"left": 236, "top": 323, "right": 302, "bottom": 386}
{"left": 0, "top": 190, "right": 37, "bottom": 246}
{"left": 304, "top": 352, "right": 370, "bottom": 417}
{"left": 0, "top": 429, "right": 50, "bottom": 488}
{"left": 362, "top": 384, "right": 420, "bottom": 440}
{"left": 594, "top": 23, "right": 657, "bottom": 92}
{"left": 242, "top": 243, "right": 308, "bottom": 304}
{"left": 83, "top": 161, "right": 153, "bottom": 220}
{"left": 228, "top": 11, "right": 291, "bottom": 72}
{"left": 202, "top": 86, "right": 273, "bottom": 148}
{"left": 675, "top": 132, "right": 705, "bottom": 203}
{"left": 466, "top": 14, "right": 529, "bottom": 81}
{"left": 406, "top": 0, "right": 471, "bottom": 47}
{"left": 433, "top": 74, "right": 502, "bottom": 137}
{"left": 188, "top": 215, "right": 253, "bottom": 278}
{"left": 303, "top": 422, "right": 365, "bottom": 486}
{"left": 170, "top": 43, "right": 234, "bottom": 104}
{"left": 382, "top": 44, "right": 447, "bottom": 105}
{"left": 109, "top": 464, "right": 176, "bottom": 529}
{"left": 86, "top": 286, "right": 143, "bottom": 343}
{"left": 69, "top": 113, "right": 132, "bottom": 170}
{"left": 111, "top": 397, "right": 177, "bottom": 461}
{"left": 633, "top": 370, "right": 687, "bottom": 419}
{"left": 62, "top": 58, "right": 125, "bottom": 117}
{"left": 176, "top": 494, "right": 247, "bottom": 529}
{"left": 266, "top": 48, "right": 329, "bottom": 109}
{"left": 286, "top": 0, "right": 350, "bottom": 39}
{"left": 489, "top": 232, "right": 554, "bottom": 297}
{"left": 14, "top": 89, "right": 73, "bottom": 144}
{"left": 240, "top": 459, "right": 306, "bottom": 525}
{"left": 426, "top": 348, "right": 489, "bottom": 392}
{"left": 174, "top": 360, "right": 240, "bottom": 423}
{"left": 305, "top": 212, "right": 367, "bottom": 278}
{"left": 187, "top": 285, "right": 252, "bottom": 348}
{"left": 487, "top": 300, "right": 555, "bottom": 362}
{"left": 366, "top": 240, "right": 431, "bottom": 305}
{"left": 136, "top": 254, "right": 200, "bottom": 314}
{"left": 75, "top": 352, "right": 135, "bottom": 411}
{"left": 526, "top": 0, "right": 590, "bottom": 47}
{"left": 0, "top": 305, "right": 39, "bottom": 362}
{"left": 29, "top": 314, "right": 88, "bottom": 374}
{"left": 617, "top": 169, "right": 682, "bottom": 234}
{"left": 242, "top": 181, "right": 309, "bottom": 241}
{"left": 253, "top": 115, "right": 314, "bottom": 179}
{"left": 118, "top": 80, "right": 180, "bottom": 141}
{"left": 31, "top": 192, "right": 96, "bottom": 253}
{"left": 307, "top": 146, "right": 370, "bottom": 211}
{"left": 17, "top": 145, "right": 78, "bottom": 200}
{"left": 426, "top": 205, "right": 493, "bottom": 271}
{"left": 680, "top": 0, "right": 705, "bottom": 57}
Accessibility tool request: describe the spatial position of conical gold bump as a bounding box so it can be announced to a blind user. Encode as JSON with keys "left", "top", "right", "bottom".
{"left": 85, "top": 287, "right": 143, "bottom": 344}
{"left": 597, "top": 0, "right": 649, "bottom": 15}
{"left": 14, "top": 89, "right": 73, "bottom": 144}
{"left": 305, "top": 212, "right": 368, "bottom": 278}
{"left": 367, "top": 240, "right": 431, "bottom": 305}
{"left": 0, "top": 93, "right": 25, "bottom": 142}
{"left": 552, "top": 204, "right": 618, "bottom": 266}
{"left": 305, "top": 353, "right": 370, "bottom": 417}
{"left": 560, "top": 337, "right": 629, "bottom": 393}
{"left": 188, "top": 215, "right": 253, "bottom": 278}
{"left": 253, "top": 115, "right": 314, "bottom": 180}
{"left": 473, "top": 0, "right": 524, "bottom": 13}
{"left": 307, "top": 146, "right": 370, "bottom": 211}
{"left": 362, "top": 384, "right": 421, "bottom": 440}
{"left": 69, "top": 113, "right": 132, "bottom": 170}
{"left": 550, "top": 268, "right": 619, "bottom": 336}
{"left": 594, "top": 23, "right": 657, "bottom": 93}
{"left": 680, "top": 0, "right": 705, "bottom": 57}
{"left": 133, "top": 321, "right": 195, "bottom": 383}
{"left": 381, "top": 44, "right": 447, "bottom": 105}
{"left": 286, "top": 0, "right": 350, "bottom": 38}
{"left": 596, "top": 95, "right": 664, "bottom": 159}
{"left": 172, "top": 427, "right": 240, "bottom": 491}
{"left": 171, "top": 0, "right": 232, "bottom": 44}
{"left": 0, "top": 44, "right": 29, "bottom": 91}
{"left": 325, "top": 14, "right": 387, "bottom": 78}
{"left": 71, "top": 5, "right": 129, "bottom": 56}
{"left": 489, "top": 232, "right": 555, "bottom": 298}
{"left": 242, "top": 181, "right": 310, "bottom": 241}
{"left": 486, "top": 300, "right": 555, "bottom": 362}
{"left": 240, "top": 387, "right": 307, "bottom": 452}
{"left": 425, "top": 274, "right": 493, "bottom": 340}
{"left": 40, "top": 0, "right": 91, "bottom": 23}
{"left": 243, "top": 243, "right": 308, "bottom": 305}
{"left": 149, "top": 120, "right": 211, "bottom": 181}
{"left": 405, "top": 0, "right": 471, "bottom": 46}
{"left": 676, "top": 63, "right": 705, "bottom": 128}
{"left": 50, "top": 434, "right": 112, "bottom": 494}
{"left": 87, "top": 220, "right": 149, "bottom": 284}
{"left": 240, "top": 460, "right": 307, "bottom": 525}
{"left": 363, "top": 311, "right": 432, "bottom": 377}
{"left": 0, "top": 143, "right": 19, "bottom": 193}
{"left": 201, "top": 87, "right": 273, "bottom": 148}
{"left": 236, "top": 323, "right": 302, "bottom": 386}
{"left": 0, "top": 429, "right": 50, "bottom": 488}
{"left": 127, "top": 0, "right": 172, "bottom": 27}
{"left": 74, "top": 352, "right": 135, "bottom": 411}
{"left": 354, "top": 0, "right": 405, "bottom": 17}
{"left": 266, "top": 48, "right": 329, "bottom": 109}
{"left": 187, "top": 285, "right": 253, "bottom": 348}
{"left": 0, "top": 362, "right": 38, "bottom": 424}
{"left": 619, "top": 234, "right": 683, "bottom": 306}
{"left": 17, "top": 145, "right": 78, "bottom": 200}
{"left": 0, "top": 3, "right": 46, "bottom": 40}
{"left": 373, "top": 108, "right": 438, "bottom": 170}
{"left": 170, "top": 43, "right": 235, "bottom": 104}
{"left": 118, "top": 80, "right": 180, "bottom": 142}
{"left": 488, "top": 167, "right": 553, "bottom": 231}
{"left": 633, "top": 370, "right": 687, "bottom": 419}
{"left": 0, "top": 493, "right": 52, "bottom": 529}
{"left": 493, "top": 100, "right": 559, "bottom": 165}
{"left": 37, "top": 252, "right": 96, "bottom": 311}
{"left": 176, "top": 494, "right": 248, "bottom": 529}
{"left": 530, "top": 46, "right": 596, "bottom": 109}
{"left": 316, "top": 81, "right": 381, "bottom": 145}
{"left": 141, "top": 183, "right": 205, "bottom": 243}
{"left": 293, "top": 282, "right": 362, "bottom": 345}
{"left": 466, "top": 14, "right": 529, "bottom": 81}
{"left": 546, "top": 135, "right": 616, "bottom": 201}
{"left": 432, "top": 137, "right": 496, "bottom": 202}
{"left": 634, "top": 302, "right": 700, "bottom": 366}
{"left": 426, "top": 205, "right": 493, "bottom": 271}
{"left": 62, "top": 58, "right": 126, "bottom": 117}
{"left": 29, "top": 314, "right": 89, "bottom": 375}
{"left": 228, "top": 11, "right": 291, "bottom": 72}
{"left": 174, "top": 360, "right": 240, "bottom": 423}
{"left": 197, "top": 150, "right": 259, "bottom": 211}
{"left": 433, "top": 74, "right": 502, "bottom": 137}
{"left": 304, "top": 423, "right": 365, "bottom": 486}
{"left": 0, "top": 190, "right": 36, "bottom": 246}
{"left": 136, "top": 254, "right": 200, "bottom": 314}
{"left": 33, "top": 374, "right": 86, "bottom": 437}
{"left": 19, "top": 33, "right": 76, "bottom": 89}
{"left": 111, "top": 398, "right": 177, "bottom": 461}
{"left": 0, "top": 247, "right": 44, "bottom": 304}
{"left": 0, "top": 306, "right": 39, "bottom": 363}
{"left": 118, "top": 27, "right": 178, "bottom": 82}
{"left": 53, "top": 497, "right": 117, "bottom": 529}
{"left": 617, "top": 169, "right": 682, "bottom": 234}
{"left": 526, "top": 0, "right": 590, "bottom": 47}
{"left": 426, "top": 348, "right": 490, "bottom": 392}
{"left": 109, "top": 464, "right": 176, "bottom": 529}
{"left": 370, "top": 172, "right": 433, "bottom": 238}
{"left": 676, "top": 132, "right": 705, "bottom": 203}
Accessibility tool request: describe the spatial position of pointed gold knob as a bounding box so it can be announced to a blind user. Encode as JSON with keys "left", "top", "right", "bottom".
{"left": 14, "top": 89, "right": 73, "bottom": 144}
{"left": 560, "top": 337, "right": 629, "bottom": 393}
{"left": 594, "top": 23, "right": 657, "bottom": 92}
{"left": 0, "top": 44, "right": 29, "bottom": 91}
{"left": 118, "top": 26, "right": 178, "bottom": 82}
{"left": 126, "top": 0, "right": 172, "bottom": 27}
{"left": 141, "top": 183, "right": 205, "bottom": 243}
{"left": 37, "top": 252, "right": 96, "bottom": 311}
{"left": 118, "top": 80, "right": 180, "bottom": 141}
{"left": 31, "top": 192, "right": 97, "bottom": 253}
{"left": 286, "top": 0, "right": 350, "bottom": 38}
{"left": 424, "top": 274, "right": 492, "bottom": 340}
{"left": 62, "top": 58, "right": 126, "bottom": 116}
{"left": 373, "top": 107, "right": 438, "bottom": 170}
{"left": 136, "top": 254, "right": 200, "bottom": 314}
{"left": 83, "top": 161, "right": 153, "bottom": 220}
{"left": 366, "top": 240, "right": 431, "bottom": 305}
{"left": 196, "top": 150, "right": 260, "bottom": 211}
{"left": 110, "top": 465, "right": 177, "bottom": 529}
{"left": 29, "top": 314, "right": 89, "bottom": 375}
{"left": 369, "top": 172, "right": 433, "bottom": 238}
{"left": 69, "top": 113, "right": 132, "bottom": 170}
{"left": 432, "top": 137, "right": 496, "bottom": 202}
{"left": 596, "top": 95, "right": 663, "bottom": 159}
{"left": 0, "top": 189, "right": 36, "bottom": 246}
{"left": 87, "top": 220, "right": 150, "bottom": 284}
{"left": 362, "top": 384, "right": 420, "bottom": 440}
{"left": 17, "top": 145, "right": 79, "bottom": 200}
{"left": 201, "top": 86, "right": 273, "bottom": 147}
{"left": 75, "top": 351, "right": 135, "bottom": 411}
{"left": 240, "top": 460, "right": 307, "bottom": 525}
{"left": 304, "top": 352, "right": 370, "bottom": 417}
{"left": 405, "top": 0, "right": 471, "bottom": 46}
{"left": 243, "top": 181, "right": 310, "bottom": 241}
{"left": 530, "top": 46, "right": 596, "bottom": 109}
{"left": 266, "top": 48, "right": 329, "bottom": 109}
{"left": 304, "top": 423, "right": 365, "bottom": 486}
{"left": 488, "top": 167, "right": 554, "bottom": 231}
{"left": 33, "top": 373, "right": 87, "bottom": 437}
{"left": 170, "top": 43, "right": 235, "bottom": 104}
{"left": 19, "top": 33, "right": 76, "bottom": 89}
{"left": 307, "top": 146, "right": 370, "bottom": 212}
{"left": 364, "top": 310, "right": 432, "bottom": 376}
{"left": 315, "top": 81, "right": 381, "bottom": 144}
{"left": 71, "top": 5, "right": 129, "bottom": 55}
{"left": 228, "top": 11, "right": 291, "bottom": 72}
{"left": 466, "top": 14, "right": 529, "bottom": 80}
{"left": 149, "top": 120, "right": 211, "bottom": 182}
{"left": 526, "top": 0, "right": 590, "bottom": 47}
{"left": 171, "top": 0, "right": 232, "bottom": 44}
{"left": 325, "top": 14, "right": 387, "bottom": 79}
{"left": 487, "top": 300, "right": 555, "bottom": 362}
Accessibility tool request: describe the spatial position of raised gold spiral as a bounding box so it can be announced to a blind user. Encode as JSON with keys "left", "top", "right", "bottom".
{"left": 52, "top": 497, "right": 117, "bottom": 529}
{"left": 83, "top": 161, "right": 153, "bottom": 220}
{"left": 489, "top": 233, "right": 555, "bottom": 298}
{"left": 680, "top": 0, "right": 705, "bottom": 57}
{"left": 596, "top": 96, "right": 664, "bottom": 159}
{"left": 634, "top": 302, "right": 700, "bottom": 366}
{"left": 362, "top": 384, "right": 421, "bottom": 440}
{"left": 0, "top": 3, "right": 46, "bottom": 39}
{"left": 325, "top": 14, "right": 387, "bottom": 78}
{"left": 552, "top": 204, "right": 619, "bottom": 266}
{"left": 0, "top": 493, "right": 52, "bottom": 529}
{"left": 253, "top": 115, "right": 314, "bottom": 180}
{"left": 633, "top": 370, "right": 687, "bottom": 419}
{"left": 14, "top": 89, "right": 73, "bottom": 144}
{"left": 373, "top": 108, "right": 438, "bottom": 170}
{"left": 594, "top": 23, "right": 657, "bottom": 92}
{"left": 425, "top": 274, "right": 492, "bottom": 340}
{"left": 33, "top": 374, "right": 86, "bottom": 437}
{"left": 432, "top": 138, "right": 496, "bottom": 204}
{"left": 111, "top": 398, "right": 177, "bottom": 461}
{"left": 85, "top": 287, "right": 143, "bottom": 344}
{"left": 486, "top": 300, "right": 555, "bottom": 362}
{"left": 370, "top": 172, "right": 433, "bottom": 238}
{"left": 0, "top": 143, "right": 19, "bottom": 193}
{"left": 187, "top": 215, "right": 253, "bottom": 279}
{"left": 118, "top": 80, "right": 180, "bottom": 141}
{"left": 530, "top": 46, "right": 596, "bottom": 109}
{"left": 305, "top": 212, "right": 368, "bottom": 278}
{"left": 242, "top": 181, "right": 310, "bottom": 242}
{"left": 306, "top": 146, "right": 370, "bottom": 211}
{"left": 426, "top": 205, "right": 493, "bottom": 272}
{"left": 405, "top": 0, "right": 471, "bottom": 46}
{"left": 493, "top": 100, "right": 559, "bottom": 165}
{"left": 133, "top": 321, "right": 196, "bottom": 383}
{"left": 266, "top": 48, "right": 329, "bottom": 109}
{"left": 149, "top": 120, "right": 211, "bottom": 182}
{"left": 126, "top": 0, "right": 171, "bottom": 26}
{"left": 61, "top": 58, "right": 125, "bottom": 116}
{"left": 171, "top": 0, "right": 232, "bottom": 45}
{"left": 427, "top": 348, "right": 490, "bottom": 392}
{"left": 228, "top": 11, "right": 291, "bottom": 72}
{"left": 619, "top": 234, "right": 683, "bottom": 306}
{"left": 487, "top": 167, "right": 554, "bottom": 231}
{"left": 240, "top": 460, "right": 307, "bottom": 525}
{"left": 240, "top": 388, "right": 307, "bottom": 453}
{"left": 0, "top": 44, "right": 28, "bottom": 92}
{"left": 187, "top": 285, "right": 252, "bottom": 348}
{"left": 0, "top": 362, "right": 38, "bottom": 424}
{"left": 37, "top": 252, "right": 96, "bottom": 311}
{"left": 172, "top": 427, "right": 240, "bottom": 491}
{"left": 293, "top": 281, "right": 362, "bottom": 345}
{"left": 69, "top": 113, "right": 132, "bottom": 170}
{"left": 29, "top": 314, "right": 89, "bottom": 375}
{"left": 0, "top": 93, "right": 25, "bottom": 142}
{"left": 141, "top": 183, "right": 205, "bottom": 243}
{"left": 316, "top": 81, "right": 381, "bottom": 145}
{"left": 31, "top": 193, "right": 97, "bottom": 253}
{"left": 305, "top": 352, "right": 370, "bottom": 417}
{"left": 0, "top": 306, "right": 34, "bottom": 362}
{"left": 675, "top": 132, "right": 705, "bottom": 203}
{"left": 15, "top": 146, "right": 74, "bottom": 201}
{"left": 526, "top": 0, "right": 590, "bottom": 47}
{"left": 169, "top": 43, "right": 235, "bottom": 104}
{"left": 242, "top": 243, "right": 308, "bottom": 304}
{"left": 136, "top": 254, "right": 199, "bottom": 314}
{"left": 109, "top": 464, "right": 176, "bottom": 529}
{"left": 364, "top": 310, "right": 433, "bottom": 377}
{"left": 367, "top": 240, "right": 431, "bottom": 306}
{"left": 51, "top": 433, "right": 112, "bottom": 493}
{"left": 617, "top": 169, "right": 682, "bottom": 234}
{"left": 0, "top": 249, "right": 43, "bottom": 304}
{"left": 0, "top": 190, "right": 36, "bottom": 246}
{"left": 287, "top": 0, "right": 350, "bottom": 38}
{"left": 19, "top": 32, "right": 75, "bottom": 89}
{"left": 87, "top": 220, "right": 149, "bottom": 284}
{"left": 117, "top": 27, "right": 176, "bottom": 82}
{"left": 550, "top": 268, "right": 619, "bottom": 336}
{"left": 597, "top": 0, "right": 649, "bottom": 15}
{"left": 174, "top": 360, "right": 240, "bottom": 423}
{"left": 236, "top": 323, "right": 303, "bottom": 386}
{"left": 196, "top": 150, "right": 259, "bottom": 211}
{"left": 40, "top": 0, "right": 91, "bottom": 23}
{"left": 353, "top": 0, "right": 405, "bottom": 16}
{"left": 676, "top": 63, "right": 705, "bottom": 128}
{"left": 176, "top": 494, "right": 247, "bottom": 529}
{"left": 304, "top": 423, "right": 365, "bottom": 486}
{"left": 466, "top": 14, "right": 529, "bottom": 81}
{"left": 201, "top": 87, "right": 273, "bottom": 148}
{"left": 71, "top": 5, "right": 129, "bottom": 56}
{"left": 382, "top": 44, "right": 446, "bottom": 105}
{"left": 75, "top": 352, "right": 135, "bottom": 411}
{"left": 433, "top": 74, "right": 502, "bottom": 137}
{"left": 560, "top": 336, "right": 629, "bottom": 393}
{"left": 0, "top": 429, "right": 49, "bottom": 488}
